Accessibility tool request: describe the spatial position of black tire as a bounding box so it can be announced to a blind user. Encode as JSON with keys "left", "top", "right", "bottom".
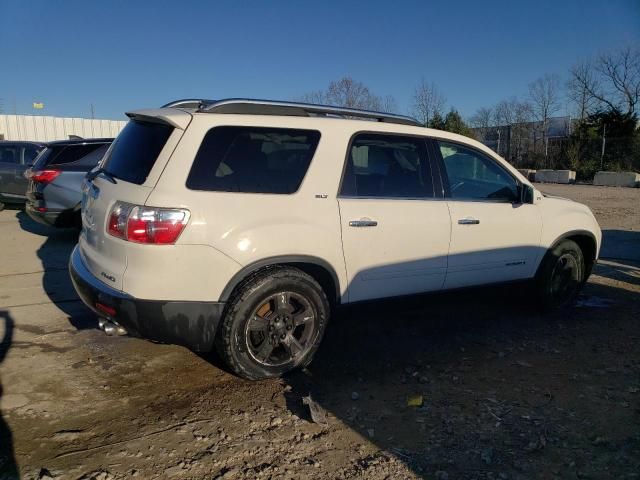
{"left": 535, "top": 239, "right": 585, "bottom": 310}
{"left": 215, "top": 267, "right": 330, "bottom": 380}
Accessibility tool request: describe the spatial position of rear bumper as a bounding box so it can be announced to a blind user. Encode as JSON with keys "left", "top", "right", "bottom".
{"left": 69, "top": 245, "right": 224, "bottom": 352}
{"left": 25, "top": 201, "right": 63, "bottom": 226}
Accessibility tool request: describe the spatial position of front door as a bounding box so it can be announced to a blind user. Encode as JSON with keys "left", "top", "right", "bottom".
{"left": 337, "top": 133, "right": 451, "bottom": 303}
{"left": 433, "top": 139, "right": 542, "bottom": 289}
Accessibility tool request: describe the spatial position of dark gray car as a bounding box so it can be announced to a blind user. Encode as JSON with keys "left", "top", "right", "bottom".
{"left": 0, "top": 141, "right": 46, "bottom": 208}
{"left": 25, "top": 138, "right": 112, "bottom": 228}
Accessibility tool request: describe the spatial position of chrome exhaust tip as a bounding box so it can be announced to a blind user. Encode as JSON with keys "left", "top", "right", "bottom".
{"left": 98, "top": 319, "right": 127, "bottom": 336}
{"left": 103, "top": 323, "right": 117, "bottom": 336}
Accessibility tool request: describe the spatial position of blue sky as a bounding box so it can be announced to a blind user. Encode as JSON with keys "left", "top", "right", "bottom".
{"left": 1, "top": 0, "right": 638, "bottom": 120}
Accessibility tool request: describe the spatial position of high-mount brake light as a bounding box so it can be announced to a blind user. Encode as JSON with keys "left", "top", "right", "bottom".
{"left": 29, "top": 170, "right": 61, "bottom": 184}
{"left": 107, "top": 202, "right": 189, "bottom": 244}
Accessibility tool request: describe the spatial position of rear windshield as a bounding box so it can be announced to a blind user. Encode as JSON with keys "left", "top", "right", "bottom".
{"left": 102, "top": 120, "right": 173, "bottom": 184}
{"left": 33, "top": 143, "right": 109, "bottom": 169}
{"left": 186, "top": 127, "right": 320, "bottom": 194}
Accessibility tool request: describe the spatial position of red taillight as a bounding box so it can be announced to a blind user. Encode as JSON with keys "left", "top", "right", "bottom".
{"left": 107, "top": 202, "right": 189, "bottom": 245}
{"left": 30, "top": 169, "right": 61, "bottom": 184}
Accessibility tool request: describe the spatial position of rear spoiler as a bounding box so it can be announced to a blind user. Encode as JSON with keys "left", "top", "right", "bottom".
{"left": 125, "top": 109, "right": 192, "bottom": 130}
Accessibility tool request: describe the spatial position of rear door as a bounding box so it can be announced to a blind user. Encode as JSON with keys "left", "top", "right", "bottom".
{"left": 0, "top": 143, "right": 27, "bottom": 198}
{"left": 337, "top": 132, "right": 451, "bottom": 302}
{"left": 13, "top": 144, "right": 42, "bottom": 195}
{"left": 80, "top": 120, "right": 178, "bottom": 290}
{"left": 0, "top": 144, "right": 20, "bottom": 196}
{"left": 433, "top": 139, "right": 542, "bottom": 289}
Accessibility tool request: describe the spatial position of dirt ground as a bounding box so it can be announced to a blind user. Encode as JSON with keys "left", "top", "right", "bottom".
{"left": 0, "top": 183, "right": 639, "bottom": 480}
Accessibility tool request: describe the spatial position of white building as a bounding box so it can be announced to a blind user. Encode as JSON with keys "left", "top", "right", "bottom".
{"left": 0, "top": 114, "right": 127, "bottom": 141}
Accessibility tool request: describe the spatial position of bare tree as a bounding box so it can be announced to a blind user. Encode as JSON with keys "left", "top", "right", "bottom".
{"left": 299, "top": 76, "right": 398, "bottom": 113}
{"left": 494, "top": 99, "right": 516, "bottom": 126}
{"left": 378, "top": 95, "right": 398, "bottom": 114}
{"left": 469, "top": 106, "right": 495, "bottom": 129}
{"left": 569, "top": 46, "right": 640, "bottom": 116}
{"left": 510, "top": 100, "right": 534, "bottom": 162}
{"left": 568, "top": 60, "right": 599, "bottom": 119}
{"left": 411, "top": 79, "right": 446, "bottom": 125}
{"left": 529, "top": 74, "right": 561, "bottom": 163}
{"left": 596, "top": 46, "right": 640, "bottom": 115}
{"left": 299, "top": 90, "right": 328, "bottom": 105}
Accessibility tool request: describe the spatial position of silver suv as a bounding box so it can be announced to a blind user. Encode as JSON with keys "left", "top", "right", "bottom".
{"left": 70, "top": 99, "right": 601, "bottom": 379}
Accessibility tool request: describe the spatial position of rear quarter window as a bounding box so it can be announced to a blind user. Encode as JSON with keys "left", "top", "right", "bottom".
{"left": 45, "top": 144, "right": 106, "bottom": 166}
{"left": 186, "top": 127, "right": 320, "bottom": 194}
{"left": 103, "top": 120, "right": 173, "bottom": 184}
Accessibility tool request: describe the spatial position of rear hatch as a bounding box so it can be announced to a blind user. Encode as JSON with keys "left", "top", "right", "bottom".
{"left": 26, "top": 142, "right": 110, "bottom": 206}
{"left": 79, "top": 111, "right": 190, "bottom": 290}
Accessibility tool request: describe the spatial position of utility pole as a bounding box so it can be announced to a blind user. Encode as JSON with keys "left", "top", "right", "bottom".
{"left": 90, "top": 103, "right": 95, "bottom": 119}
{"left": 600, "top": 123, "right": 606, "bottom": 170}
{"left": 496, "top": 129, "right": 501, "bottom": 156}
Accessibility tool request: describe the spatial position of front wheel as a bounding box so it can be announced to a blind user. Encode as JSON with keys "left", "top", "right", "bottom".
{"left": 215, "top": 267, "right": 330, "bottom": 380}
{"left": 535, "top": 239, "right": 585, "bottom": 310}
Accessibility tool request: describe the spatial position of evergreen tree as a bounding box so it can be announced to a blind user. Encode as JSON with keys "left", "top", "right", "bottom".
{"left": 427, "top": 111, "right": 445, "bottom": 130}
{"left": 443, "top": 109, "right": 473, "bottom": 137}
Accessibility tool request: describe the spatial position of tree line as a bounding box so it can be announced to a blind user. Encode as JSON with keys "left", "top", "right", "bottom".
{"left": 300, "top": 45, "right": 639, "bottom": 179}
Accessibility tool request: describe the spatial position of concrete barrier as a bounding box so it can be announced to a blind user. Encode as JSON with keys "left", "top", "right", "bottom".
{"left": 556, "top": 170, "right": 576, "bottom": 184}
{"left": 535, "top": 170, "right": 558, "bottom": 183}
{"left": 518, "top": 169, "right": 537, "bottom": 181}
{"left": 535, "top": 169, "right": 576, "bottom": 184}
{"left": 593, "top": 171, "right": 640, "bottom": 187}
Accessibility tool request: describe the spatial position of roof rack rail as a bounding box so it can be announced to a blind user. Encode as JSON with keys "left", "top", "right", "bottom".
{"left": 162, "top": 98, "right": 216, "bottom": 109}
{"left": 161, "top": 98, "right": 422, "bottom": 127}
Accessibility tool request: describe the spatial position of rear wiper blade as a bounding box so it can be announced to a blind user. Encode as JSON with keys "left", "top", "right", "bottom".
{"left": 87, "top": 168, "right": 117, "bottom": 184}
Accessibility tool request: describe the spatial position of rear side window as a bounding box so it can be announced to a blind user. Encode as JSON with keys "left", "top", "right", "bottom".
{"left": 23, "top": 145, "right": 42, "bottom": 164}
{"left": 45, "top": 144, "right": 105, "bottom": 166}
{"left": 73, "top": 144, "right": 109, "bottom": 167}
{"left": 340, "top": 133, "right": 434, "bottom": 198}
{"left": 187, "top": 127, "right": 320, "bottom": 194}
{"left": 103, "top": 121, "right": 173, "bottom": 184}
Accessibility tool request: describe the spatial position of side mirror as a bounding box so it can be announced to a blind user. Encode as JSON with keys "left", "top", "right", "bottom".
{"left": 520, "top": 184, "right": 534, "bottom": 204}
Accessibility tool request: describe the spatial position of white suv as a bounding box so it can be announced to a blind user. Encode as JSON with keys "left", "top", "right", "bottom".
{"left": 70, "top": 98, "right": 602, "bottom": 379}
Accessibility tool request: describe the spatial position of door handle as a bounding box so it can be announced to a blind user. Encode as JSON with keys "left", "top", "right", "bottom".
{"left": 349, "top": 218, "right": 378, "bottom": 227}
{"left": 458, "top": 217, "right": 480, "bottom": 225}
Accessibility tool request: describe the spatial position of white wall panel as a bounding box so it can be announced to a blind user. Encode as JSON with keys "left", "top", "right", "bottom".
{"left": 0, "top": 115, "right": 126, "bottom": 141}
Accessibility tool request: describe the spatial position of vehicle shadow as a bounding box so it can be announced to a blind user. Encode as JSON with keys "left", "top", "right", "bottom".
{"left": 0, "top": 310, "right": 18, "bottom": 478}
{"left": 15, "top": 211, "right": 94, "bottom": 330}
{"left": 281, "top": 277, "right": 639, "bottom": 478}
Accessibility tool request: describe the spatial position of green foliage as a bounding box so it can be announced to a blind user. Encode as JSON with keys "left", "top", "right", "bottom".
{"left": 427, "top": 111, "right": 445, "bottom": 130}
{"left": 443, "top": 109, "right": 473, "bottom": 137}
{"left": 567, "top": 109, "right": 639, "bottom": 180}
{"left": 428, "top": 109, "right": 473, "bottom": 137}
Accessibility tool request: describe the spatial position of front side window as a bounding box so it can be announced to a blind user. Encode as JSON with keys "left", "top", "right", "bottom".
{"left": 187, "top": 127, "right": 320, "bottom": 194}
{"left": 438, "top": 140, "right": 519, "bottom": 201}
{"left": 0, "top": 146, "right": 20, "bottom": 164}
{"left": 340, "top": 133, "right": 434, "bottom": 198}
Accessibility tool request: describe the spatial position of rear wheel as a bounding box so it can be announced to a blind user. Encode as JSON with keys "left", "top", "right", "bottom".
{"left": 536, "top": 239, "right": 585, "bottom": 310}
{"left": 215, "top": 267, "right": 330, "bottom": 380}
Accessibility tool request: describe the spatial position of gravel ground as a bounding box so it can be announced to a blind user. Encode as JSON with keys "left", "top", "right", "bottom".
{"left": 0, "top": 184, "right": 639, "bottom": 480}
